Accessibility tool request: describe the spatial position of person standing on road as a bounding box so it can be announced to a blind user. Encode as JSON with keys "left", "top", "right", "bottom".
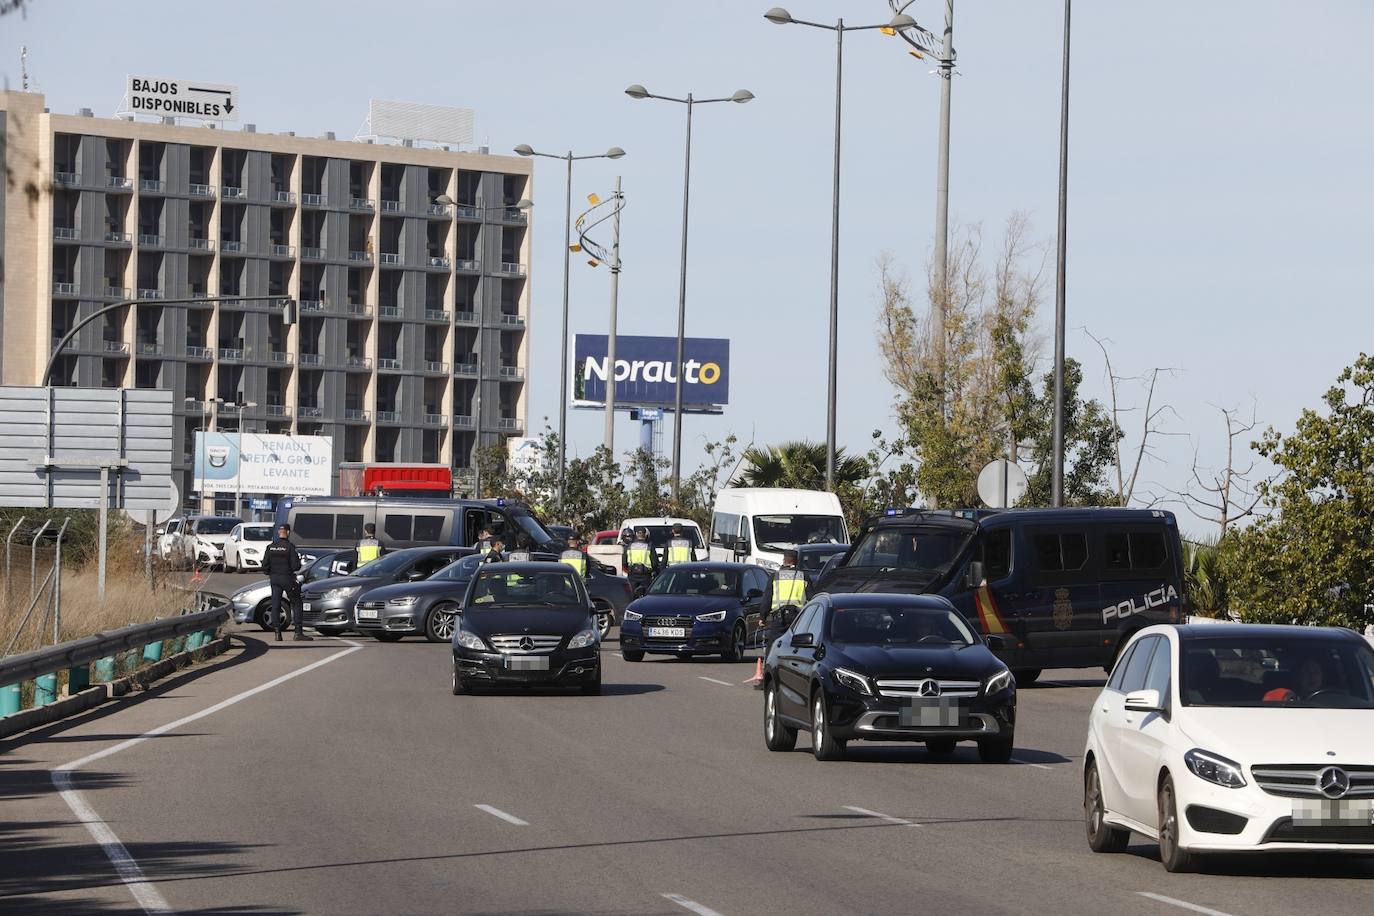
{"left": 665, "top": 523, "right": 693, "bottom": 567}
{"left": 265, "top": 523, "right": 311, "bottom": 642}
{"left": 763, "top": 549, "right": 807, "bottom": 638}
{"left": 625, "top": 526, "right": 659, "bottom": 597}
{"left": 356, "top": 522, "right": 382, "bottom": 565}
{"left": 560, "top": 534, "right": 589, "bottom": 577}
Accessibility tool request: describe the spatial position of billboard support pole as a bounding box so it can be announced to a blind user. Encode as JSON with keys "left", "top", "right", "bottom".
{"left": 145, "top": 509, "right": 154, "bottom": 585}
{"left": 98, "top": 466, "right": 108, "bottom": 605}
{"left": 602, "top": 176, "right": 623, "bottom": 457}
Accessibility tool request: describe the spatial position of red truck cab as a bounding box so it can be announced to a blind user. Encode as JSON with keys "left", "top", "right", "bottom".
{"left": 337, "top": 463, "right": 453, "bottom": 499}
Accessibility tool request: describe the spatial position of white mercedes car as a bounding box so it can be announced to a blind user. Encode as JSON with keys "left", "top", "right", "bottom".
{"left": 224, "top": 522, "right": 275, "bottom": 572}
{"left": 1084, "top": 623, "right": 1374, "bottom": 871}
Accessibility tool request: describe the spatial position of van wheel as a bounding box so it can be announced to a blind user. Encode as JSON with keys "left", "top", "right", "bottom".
{"left": 1014, "top": 669, "right": 1042, "bottom": 686}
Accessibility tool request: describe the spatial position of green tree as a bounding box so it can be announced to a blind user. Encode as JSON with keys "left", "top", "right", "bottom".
{"left": 735, "top": 441, "right": 867, "bottom": 491}
{"left": 1021, "top": 359, "right": 1121, "bottom": 507}
{"left": 1221, "top": 354, "right": 1374, "bottom": 628}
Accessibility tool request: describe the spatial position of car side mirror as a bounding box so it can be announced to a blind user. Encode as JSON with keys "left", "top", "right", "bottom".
{"left": 792, "top": 632, "right": 815, "bottom": 647}
{"left": 965, "top": 560, "right": 985, "bottom": 588}
{"left": 984, "top": 633, "right": 1007, "bottom": 650}
{"left": 406, "top": 570, "right": 427, "bottom": 581}
{"left": 1124, "top": 689, "right": 1163, "bottom": 712}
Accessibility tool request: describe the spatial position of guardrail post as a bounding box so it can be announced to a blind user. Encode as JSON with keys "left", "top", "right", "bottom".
{"left": 93, "top": 655, "right": 115, "bottom": 683}
{"left": 68, "top": 664, "right": 90, "bottom": 692}
{"left": 34, "top": 673, "right": 58, "bottom": 706}
{"left": 0, "top": 683, "right": 19, "bottom": 715}
{"left": 142, "top": 640, "right": 163, "bottom": 663}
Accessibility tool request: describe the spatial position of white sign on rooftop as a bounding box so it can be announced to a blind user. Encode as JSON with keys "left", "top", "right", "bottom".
{"left": 124, "top": 76, "right": 239, "bottom": 121}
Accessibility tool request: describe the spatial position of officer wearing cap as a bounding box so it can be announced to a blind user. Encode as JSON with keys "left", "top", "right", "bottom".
{"left": 665, "top": 523, "right": 693, "bottom": 567}
{"left": 356, "top": 522, "right": 382, "bottom": 565}
{"left": 625, "top": 526, "right": 659, "bottom": 596}
{"left": 560, "top": 534, "right": 590, "bottom": 577}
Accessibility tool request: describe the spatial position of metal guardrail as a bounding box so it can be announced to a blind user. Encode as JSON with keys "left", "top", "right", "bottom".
{"left": 0, "top": 597, "right": 230, "bottom": 689}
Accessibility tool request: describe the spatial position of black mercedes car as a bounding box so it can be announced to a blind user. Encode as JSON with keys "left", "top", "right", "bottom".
{"left": 762, "top": 593, "right": 1016, "bottom": 762}
{"left": 299, "top": 546, "right": 468, "bottom": 635}
{"left": 451, "top": 562, "right": 602, "bottom": 695}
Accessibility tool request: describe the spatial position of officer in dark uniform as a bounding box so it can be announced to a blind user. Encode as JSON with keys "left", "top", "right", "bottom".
{"left": 481, "top": 537, "right": 506, "bottom": 564}
{"left": 265, "top": 523, "right": 311, "bottom": 642}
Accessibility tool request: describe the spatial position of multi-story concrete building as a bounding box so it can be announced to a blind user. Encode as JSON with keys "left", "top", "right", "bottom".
{"left": 0, "top": 90, "right": 531, "bottom": 509}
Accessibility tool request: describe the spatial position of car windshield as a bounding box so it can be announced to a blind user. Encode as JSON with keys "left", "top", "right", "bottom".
{"left": 798, "top": 546, "right": 847, "bottom": 572}
{"left": 1182, "top": 637, "right": 1374, "bottom": 709}
{"left": 435, "top": 554, "right": 483, "bottom": 581}
{"left": 753, "top": 515, "right": 844, "bottom": 551}
{"left": 469, "top": 570, "right": 583, "bottom": 607}
{"left": 828, "top": 605, "right": 977, "bottom": 648}
{"left": 649, "top": 568, "right": 740, "bottom": 597}
{"left": 636, "top": 525, "right": 703, "bottom": 549}
{"left": 842, "top": 525, "right": 971, "bottom": 580}
{"left": 243, "top": 527, "right": 273, "bottom": 542}
{"left": 352, "top": 552, "right": 414, "bottom": 578}
{"left": 511, "top": 511, "right": 554, "bottom": 546}
{"left": 304, "top": 553, "right": 340, "bottom": 582}
{"left": 195, "top": 518, "right": 240, "bottom": 535}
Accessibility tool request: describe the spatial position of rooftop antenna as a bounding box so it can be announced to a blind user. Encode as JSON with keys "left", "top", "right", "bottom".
{"left": 21, "top": 44, "right": 28, "bottom": 91}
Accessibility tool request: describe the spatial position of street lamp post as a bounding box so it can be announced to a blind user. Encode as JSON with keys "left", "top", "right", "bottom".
{"left": 433, "top": 195, "right": 533, "bottom": 499}
{"left": 624, "top": 82, "right": 753, "bottom": 503}
{"left": 1051, "top": 0, "right": 1072, "bottom": 507}
{"left": 513, "top": 144, "right": 625, "bottom": 505}
{"left": 764, "top": 8, "right": 916, "bottom": 491}
{"left": 223, "top": 401, "right": 257, "bottom": 520}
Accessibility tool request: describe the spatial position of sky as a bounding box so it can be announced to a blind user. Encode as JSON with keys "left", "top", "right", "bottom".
{"left": 5, "top": 1, "right": 1372, "bottom": 537}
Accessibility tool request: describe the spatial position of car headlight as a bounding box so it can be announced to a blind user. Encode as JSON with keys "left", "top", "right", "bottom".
{"left": 387, "top": 596, "right": 419, "bottom": 606}
{"left": 567, "top": 629, "right": 599, "bottom": 649}
{"left": 623, "top": 609, "right": 643, "bottom": 621}
{"left": 455, "top": 630, "right": 487, "bottom": 651}
{"left": 696, "top": 609, "right": 727, "bottom": 622}
{"left": 1184, "top": 748, "right": 1246, "bottom": 788}
{"left": 832, "top": 667, "right": 873, "bottom": 696}
{"left": 983, "top": 668, "right": 1014, "bottom": 695}
{"left": 322, "top": 586, "right": 360, "bottom": 600}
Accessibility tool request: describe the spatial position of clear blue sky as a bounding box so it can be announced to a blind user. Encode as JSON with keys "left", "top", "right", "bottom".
{"left": 7, "top": 1, "right": 1373, "bottom": 536}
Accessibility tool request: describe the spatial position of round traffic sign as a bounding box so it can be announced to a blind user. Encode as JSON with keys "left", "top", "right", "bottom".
{"left": 976, "top": 459, "right": 1028, "bottom": 509}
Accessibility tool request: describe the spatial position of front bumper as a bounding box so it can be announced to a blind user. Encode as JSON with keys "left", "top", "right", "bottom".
{"left": 231, "top": 596, "right": 260, "bottom": 624}
{"left": 824, "top": 690, "right": 1016, "bottom": 742}
{"left": 619, "top": 619, "right": 732, "bottom": 655}
{"left": 237, "top": 552, "right": 264, "bottom": 569}
{"left": 300, "top": 595, "right": 356, "bottom": 629}
{"left": 355, "top": 601, "right": 421, "bottom": 633}
{"left": 1171, "top": 772, "right": 1374, "bottom": 854}
{"left": 453, "top": 649, "right": 600, "bottom": 686}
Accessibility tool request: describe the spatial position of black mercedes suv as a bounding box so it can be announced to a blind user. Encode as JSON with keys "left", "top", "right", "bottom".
{"left": 762, "top": 593, "right": 1016, "bottom": 762}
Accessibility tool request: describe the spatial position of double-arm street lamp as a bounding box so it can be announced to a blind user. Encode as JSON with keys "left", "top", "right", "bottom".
{"left": 624, "top": 82, "right": 754, "bottom": 503}
{"left": 512, "top": 143, "right": 625, "bottom": 503}
{"left": 764, "top": 7, "right": 917, "bottom": 492}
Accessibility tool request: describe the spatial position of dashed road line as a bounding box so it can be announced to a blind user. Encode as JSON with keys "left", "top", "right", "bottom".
{"left": 474, "top": 804, "right": 529, "bottom": 826}
{"left": 843, "top": 804, "right": 921, "bottom": 827}
{"left": 662, "top": 893, "right": 726, "bottom": 916}
{"left": 697, "top": 676, "right": 733, "bottom": 687}
{"left": 1136, "top": 891, "right": 1234, "bottom": 916}
{"left": 1011, "top": 757, "right": 1055, "bottom": 770}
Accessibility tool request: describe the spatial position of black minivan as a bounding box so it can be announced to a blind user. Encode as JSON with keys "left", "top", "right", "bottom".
{"left": 276, "top": 496, "right": 562, "bottom": 553}
{"left": 815, "top": 508, "right": 1185, "bottom": 681}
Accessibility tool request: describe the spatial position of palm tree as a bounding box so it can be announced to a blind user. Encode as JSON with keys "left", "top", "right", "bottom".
{"left": 735, "top": 441, "right": 867, "bottom": 491}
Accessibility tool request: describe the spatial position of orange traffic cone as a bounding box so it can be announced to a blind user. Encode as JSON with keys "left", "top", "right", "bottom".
{"left": 743, "top": 658, "right": 764, "bottom": 688}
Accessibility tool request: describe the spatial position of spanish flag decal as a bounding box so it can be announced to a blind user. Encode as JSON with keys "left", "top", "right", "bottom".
{"left": 973, "top": 583, "right": 1011, "bottom": 635}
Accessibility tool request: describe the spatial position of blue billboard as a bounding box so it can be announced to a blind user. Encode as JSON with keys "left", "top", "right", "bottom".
{"left": 573, "top": 335, "right": 729, "bottom": 411}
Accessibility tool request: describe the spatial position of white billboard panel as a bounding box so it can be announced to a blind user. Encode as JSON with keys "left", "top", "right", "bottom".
{"left": 192, "top": 432, "right": 333, "bottom": 496}
{"left": 367, "top": 99, "right": 474, "bottom": 146}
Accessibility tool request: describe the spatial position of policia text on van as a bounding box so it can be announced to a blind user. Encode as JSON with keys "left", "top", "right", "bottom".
{"left": 815, "top": 508, "right": 1186, "bottom": 682}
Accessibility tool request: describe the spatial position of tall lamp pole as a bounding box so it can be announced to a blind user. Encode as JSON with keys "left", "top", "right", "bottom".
{"left": 1051, "top": 0, "right": 1071, "bottom": 507}
{"left": 765, "top": 8, "right": 917, "bottom": 491}
{"left": 625, "top": 83, "right": 754, "bottom": 503}
{"left": 512, "top": 144, "right": 625, "bottom": 505}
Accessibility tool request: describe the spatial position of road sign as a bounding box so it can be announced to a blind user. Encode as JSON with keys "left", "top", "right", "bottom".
{"left": 125, "top": 76, "right": 238, "bottom": 121}
{"left": 249, "top": 498, "right": 274, "bottom": 510}
{"left": 976, "top": 459, "right": 1028, "bottom": 509}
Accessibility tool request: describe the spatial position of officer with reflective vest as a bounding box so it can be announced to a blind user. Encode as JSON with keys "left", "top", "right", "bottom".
{"left": 625, "top": 526, "right": 659, "bottom": 596}
{"left": 356, "top": 522, "right": 382, "bottom": 565}
{"left": 767, "top": 549, "right": 808, "bottom": 632}
{"left": 664, "top": 523, "right": 693, "bottom": 567}
{"left": 508, "top": 536, "right": 533, "bottom": 563}
{"left": 559, "top": 534, "right": 589, "bottom": 577}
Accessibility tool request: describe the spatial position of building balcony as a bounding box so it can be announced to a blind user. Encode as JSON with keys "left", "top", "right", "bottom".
{"left": 188, "top": 237, "right": 215, "bottom": 252}
{"left": 502, "top": 208, "right": 529, "bottom": 225}
{"left": 186, "top": 345, "right": 213, "bottom": 360}
{"left": 137, "top": 287, "right": 163, "bottom": 300}
{"left": 302, "top": 192, "right": 327, "bottom": 207}
{"left": 269, "top": 243, "right": 295, "bottom": 259}
{"left": 345, "top": 302, "right": 372, "bottom": 317}
{"left": 455, "top": 310, "right": 478, "bottom": 326}
{"left": 138, "top": 234, "right": 165, "bottom": 248}
{"left": 105, "top": 175, "right": 133, "bottom": 191}
{"left": 139, "top": 178, "right": 166, "bottom": 193}
{"left": 270, "top": 351, "right": 293, "bottom": 365}
{"left": 299, "top": 299, "right": 327, "bottom": 313}
{"left": 380, "top": 199, "right": 403, "bottom": 213}
{"left": 455, "top": 258, "right": 481, "bottom": 273}
{"left": 343, "top": 408, "right": 370, "bottom": 423}
{"left": 378, "top": 306, "right": 402, "bottom": 319}
{"left": 189, "top": 183, "right": 215, "bottom": 198}
{"left": 427, "top": 256, "right": 452, "bottom": 271}
{"left": 301, "top": 246, "right": 325, "bottom": 261}
{"left": 423, "top": 309, "right": 450, "bottom": 324}
{"left": 222, "top": 185, "right": 247, "bottom": 200}
{"left": 218, "top": 347, "right": 245, "bottom": 362}
{"left": 52, "top": 281, "right": 79, "bottom": 297}
{"left": 271, "top": 190, "right": 296, "bottom": 205}
{"left": 298, "top": 352, "right": 323, "bottom": 366}
{"left": 378, "top": 252, "right": 402, "bottom": 266}
{"left": 377, "top": 357, "right": 403, "bottom": 372}
{"left": 348, "top": 250, "right": 373, "bottom": 263}
{"left": 493, "top": 417, "right": 524, "bottom": 432}
{"left": 218, "top": 298, "right": 245, "bottom": 310}
{"left": 104, "top": 285, "right": 130, "bottom": 300}
{"left": 53, "top": 171, "right": 82, "bottom": 188}
{"left": 422, "top": 360, "right": 448, "bottom": 375}
{"left": 423, "top": 414, "right": 447, "bottom": 427}
{"left": 266, "top": 404, "right": 292, "bottom": 417}
{"left": 105, "top": 230, "right": 132, "bottom": 245}
{"left": 183, "top": 400, "right": 207, "bottom": 413}
{"left": 426, "top": 203, "right": 452, "bottom": 218}
{"left": 103, "top": 340, "right": 130, "bottom": 355}
{"left": 452, "top": 414, "right": 475, "bottom": 429}
{"left": 498, "top": 365, "right": 525, "bottom": 380}
{"left": 136, "top": 341, "right": 162, "bottom": 356}
{"left": 453, "top": 360, "right": 478, "bottom": 377}
{"left": 498, "top": 262, "right": 527, "bottom": 277}
{"left": 454, "top": 205, "right": 481, "bottom": 221}
{"left": 298, "top": 405, "right": 323, "bottom": 420}
{"left": 221, "top": 239, "right": 245, "bottom": 254}
{"left": 189, "top": 291, "right": 211, "bottom": 303}
{"left": 376, "top": 410, "right": 403, "bottom": 424}
{"left": 349, "top": 197, "right": 374, "bottom": 212}
{"left": 53, "top": 226, "right": 80, "bottom": 242}
{"left": 499, "top": 313, "right": 526, "bottom": 328}
{"left": 345, "top": 356, "right": 372, "bottom": 371}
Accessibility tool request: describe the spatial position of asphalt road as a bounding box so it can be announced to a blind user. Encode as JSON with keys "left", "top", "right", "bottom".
{"left": 5, "top": 594, "right": 1374, "bottom": 914}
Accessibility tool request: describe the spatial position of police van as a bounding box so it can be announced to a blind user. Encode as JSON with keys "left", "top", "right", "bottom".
{"left": 815, "top": 507, "right": 1185, "bottom": 680}
{"left": 274, "top": 496, "right": 562, "bottom": 553}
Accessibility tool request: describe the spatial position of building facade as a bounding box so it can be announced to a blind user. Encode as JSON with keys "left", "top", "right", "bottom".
{"left": 0, "top": 90, "right": 531, "bottom": 509}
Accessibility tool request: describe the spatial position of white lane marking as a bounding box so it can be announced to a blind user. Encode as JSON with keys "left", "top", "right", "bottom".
{"left": 52, "top": 637, "right": 364, "bottom": 915}
{"left": 1136, "top": 891, "right": 1235, "bottom": 916}
{"left": 474, "top": 804, "right": 529, "bottom": 826}
{"left": 662, "top": 893, "right": 726, "bottom": 916}
{"left": 1011, "top": 757, "right": 1055, "bottom": 770}
{"left": 697, "top": 676, "right": 733, "bottom": 687}
{"left": 843, "top": 804, "right": 921, "bottom": 827}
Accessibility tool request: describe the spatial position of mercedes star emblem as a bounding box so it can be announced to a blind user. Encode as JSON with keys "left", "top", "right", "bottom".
{"left": 918, "top": 679, "right": 941, "bottom": 698}
{"left": 1319, "top": 766, "right": 1351, "bottom": 799}
{"left": 518, "top": 636, "right": 534, "bottom": 652}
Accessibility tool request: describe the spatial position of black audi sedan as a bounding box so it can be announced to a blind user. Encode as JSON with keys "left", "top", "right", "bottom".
{"left": 451, "top": 562, "right": 602, "bottom": 695}
{"left": 762, "top": 593, "right": 1015, "bottom": 762}
{"left": 300, "top": 546, "right": 468, "bottom": 635}
{"left": 618, "top": 562, "right": 769, "bottom": 663}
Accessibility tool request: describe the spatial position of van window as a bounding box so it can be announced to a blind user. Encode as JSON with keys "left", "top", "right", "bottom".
{"left": 1104, "top": 531, "right": 1168, "bottom": 571}
{"left": 414, "top": 515, "right": 445, "bottom": 542}
{"left": 336, "top": 514, "right": 364, "bottom": 541}
{"left": 1033, "top": 532, "right": 1088, "bottom": 572}
{"left": 982, "top": 529, "right": 1012, "bottom": 580}
{"left": 711, "top": 512, "right": 739, "bottom": 546}
{"left": 294, "top": 513, "right": 333, "bottom": 541}
{"left": 384, "top": 514, "right": 413, "bottom": 541}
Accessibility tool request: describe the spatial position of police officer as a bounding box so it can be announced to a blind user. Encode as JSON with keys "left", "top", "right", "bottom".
{"left": 764, "top": 549, "right": 807, "bottom": 639}
{"left": 356, "top": 522, "right": 382, "bottom": 565}
{"left": 665, "top": 523, "right": 693, "bottom": 567}
{"left": 265, "top": 523, "right": 311, "bottom": 642}
{"left": 560, "top": 534, "right": 589, "bottom": 577}
{"left": 481, "top": 536, "right": 506, "bottom": 564}
{"left": 625, "top": 526, "right": 659, "bottom": 597}
{"left": 508, "top": 536, "right": 533, "bottom": 563}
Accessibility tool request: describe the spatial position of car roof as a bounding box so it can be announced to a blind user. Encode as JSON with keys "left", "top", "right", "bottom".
{"left": 655, "top": 561, "right": 754, "bottom": 572}
{"left": 474, "top": 561, "right": 579, "bottom": 573}
{"left": 816, "top": 592, "right": 955, "bottom": 610}
{"left": 1171, "top": 623, "right": 1364, "bottom": 643}
{"left": 622, "top": 516, "right": 700, "bottom": 527}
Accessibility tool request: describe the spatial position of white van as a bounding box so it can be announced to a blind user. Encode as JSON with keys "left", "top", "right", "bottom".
{"left": 708, "top": 488, "right": 848, "bottom": 570}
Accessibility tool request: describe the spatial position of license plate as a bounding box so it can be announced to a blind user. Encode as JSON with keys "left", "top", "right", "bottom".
{"left": 645, "top": 626, "right": 688, "bottom": 638}
{"left": 506, "top": 656, "right": 549, "bottom": 671}
{"left": 900, "top": 698, "right": 964, "bottom": 728}
{"left": 1292, "top": 799, "right": 1374, "bottom": 826}
{"left": 302, "top": 602, "right": 312, "bottom": 613}
{"left": 357, "top": 608, "right": 379, "bottom": 620}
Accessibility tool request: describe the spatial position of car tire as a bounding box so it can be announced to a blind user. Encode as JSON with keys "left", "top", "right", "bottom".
{"left": 1085, "top": 759, "right": 1131, "bottom": 853}
{"left": 426, "top": 603, "right": 460, "bottom": 643}
{"left": 581, "top": 668, "right": 602, "bottom": 696}
{"left": 225, "top": 555, "right": 236, "bottom": 573}
{"left": 977, "top": 734, "right": 1015, "bottom": 763}
{"left": 255, "top": 602, "right": 274, "bottom": 632}
{"left": 621, "top": 650, "right": 644, "bottom": 662}
{"left": 722, "top": 623, "right": 745, "bottom": 663}
{"left": 1157, "top": 774, "right": 1196, "bottom": 873}
{"left": 1013, "top": 669, "right": 1042, "bottom": 686}
{"left": 451, "top": 660, "right": 465, "bottom": 695}
{"left": 811, "top": 690, "right": 846, "bottom": 761}
{"left": 372, "top": 632, "right": 403, "bottom": 642}
{"left": 925, "top": 738, "right": 957, "bottom": 756}
{"left": 764, "top": 680, "right": 797, "bottom": 752}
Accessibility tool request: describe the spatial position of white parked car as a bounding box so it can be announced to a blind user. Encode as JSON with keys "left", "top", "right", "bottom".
{"left": 180, "top": 515, "right": 240, "bottom": 568}
{"left": 1084, "top": 623, "right": 1374, "bottom": 872}
{"left": 223, "top": 522, "right": 275, "bottom": 572}
{"left": 157, "top": 518, "right": 184, "bottom": 560}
